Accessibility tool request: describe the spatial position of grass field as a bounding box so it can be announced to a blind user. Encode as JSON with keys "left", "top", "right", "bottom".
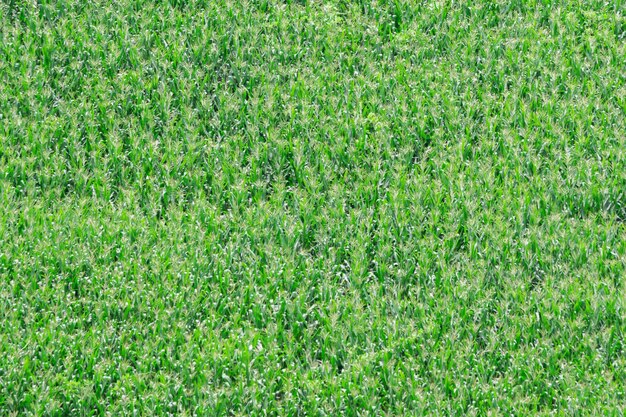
{"left": 1, "top": 0, "right": 626, "bottom": 415}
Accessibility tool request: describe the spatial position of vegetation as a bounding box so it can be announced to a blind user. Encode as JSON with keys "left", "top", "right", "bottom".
{"left": 1, "top": 0, "right": 625, "bottom": 415}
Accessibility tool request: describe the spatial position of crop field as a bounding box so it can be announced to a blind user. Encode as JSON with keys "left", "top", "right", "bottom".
{"left": 1, "top": 0, "right": 625, "bottom": 415}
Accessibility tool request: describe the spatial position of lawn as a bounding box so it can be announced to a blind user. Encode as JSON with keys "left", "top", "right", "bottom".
{"left": 1, "top": 0, "right": 625, "bottom": 415}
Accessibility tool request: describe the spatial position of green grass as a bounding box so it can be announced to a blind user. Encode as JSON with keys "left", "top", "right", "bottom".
{"left": 1, "top": 0, "right": 625, "bottom": 415}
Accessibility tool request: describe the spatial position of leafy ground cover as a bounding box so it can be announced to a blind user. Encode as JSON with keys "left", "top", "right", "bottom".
{"left": 1, "top": 0, "right": 625, "bottom": 415}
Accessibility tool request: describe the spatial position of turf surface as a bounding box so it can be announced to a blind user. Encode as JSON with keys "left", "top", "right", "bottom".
{"left": 1, "top": 0, "right": 626, "bottom": 415}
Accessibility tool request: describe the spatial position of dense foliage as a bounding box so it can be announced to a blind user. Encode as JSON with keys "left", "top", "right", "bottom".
{"left": 1, "top": 0, "right": 625, "bottom": 415}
